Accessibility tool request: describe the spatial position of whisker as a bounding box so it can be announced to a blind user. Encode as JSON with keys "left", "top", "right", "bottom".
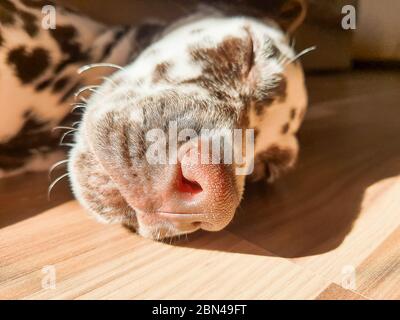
{"left": 89, "top": 88, "right": 103, "bottom": 95}
{"left": 48, "top": 159, "right": 69, "bottom": 179}
{"left": 48, "top": 173, "right": 69, "bottom": 200}
{"left": 71, "top": 104, "right": 86, "bottom": 113}
{"left": 168, "top": 230, "right": 174, "bottom": 245}
{"left": 276, "top": 54, "right": 288, "bottom": 67}
{"left": 71, "top": 102, "right": 86, "bottom": 108}
{"left": 287, "top": 45, "right": 317, "bottom": 64}
{"left": 52, "top": 126, "right": 76, "bottom": 132}
{"left": 72, "top": 121, "right": 81, "bottom": 128}
{"left": 76, "top": 96, "right": 88, "bottom": 103}
{"left": 60, "top": 142, "right": 75, "bottom": 148}
{"left": 74, "top": 85, "right": 100, "bottom": 98}
{"left": 60, "top": 129, "right": 76, "bottom": 144}
{"left": 77, "top": 63, "right": 124, "bottom": 75}
{"left": 99, "top": 76, "right": 118, "bottom": 88}
{"left": 71, "top": 101, "right": 86, "bottom": 106}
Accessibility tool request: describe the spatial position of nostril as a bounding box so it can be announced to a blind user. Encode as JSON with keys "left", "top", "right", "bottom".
{"left": 179, "top": 175, "right": 203, "bottom": 195}
{"left": 177, "top": 166, "right": 203, "bottom": 195}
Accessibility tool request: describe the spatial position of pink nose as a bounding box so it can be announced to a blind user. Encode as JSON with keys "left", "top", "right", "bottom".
{"left": 157, "top": 141, "right": 240, "bottom": 231}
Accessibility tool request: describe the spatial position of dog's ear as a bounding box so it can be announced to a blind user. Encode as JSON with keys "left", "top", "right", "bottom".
{"left": 268, "top": 0, "right": 307, "bottom": 34}
{"left": 240, "top": 29, "right": 287, "bottom": 106}
{"left": 208, "top": 0, "right": 307, "bottom": 34}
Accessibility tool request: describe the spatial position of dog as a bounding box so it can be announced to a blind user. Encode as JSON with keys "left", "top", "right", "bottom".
{"left": 1, "top": 0, "right": 309, "bottom": 240}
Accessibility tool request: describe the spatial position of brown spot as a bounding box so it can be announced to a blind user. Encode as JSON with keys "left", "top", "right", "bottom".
{"left": 73, "top": 150, "right": 134, "bottom": 223}
{"left": 184, "top": 36, "right": 254, "bottom": 101}
{"left": 7, "top": 46, "right": 50, "bottom": 84}
{"left": 50, "top": 25, "right": 88, "bottom": 65}
{"left": 135, "top": 22, "right": 164, "bottom": 49}
{"left": 254, "top": 99, "right": 274, "bottom": 116}
{"left": 265, "top": 144, "right": 295, "bottom": 170}
{"left": 239, "top": 110, "right": 250, "bottom": 128}
{"left": 270, "top": 43, "right": 281, "bottom": 59}
{"left": 52, "top": 76, "right": 70, "bottom": 93}
{"left": 59, "top": 81, "right": 82, "bottom": 103}
{"left": 0, "top": 111, "right": 58, "bottom": 170}
{"left": 94, "top": 111, "right": 146, "bottom": 163}
{"left": 182, "top": 30, "right": 287, "bottom": 124}
{"left": 281, "top": 122, "right": 290, "bottom": 134}
{"left": 36, "top": 77, "right": 54, "bottom": 91}
{"left": 298, "top": 108, "right": 306, "bottom": 122}
{"left": 253, "top": 76, "right": 287, "bottom": 115}
{"left": 99, "top": 26, "right": 129, "bottom": 61}
{"left": 252, "top": 144, "right": 297, "bottom": 181}
{"left": 19, "top": 9, "right": 38, "bottom": 37}
{"left": 290, "top": 108, "right": 296, "bottom": 119}
{"left": 152, "top": 62, "right": 171, "bottom": 83}
{"left": 120, "top": 122, "right": 134, "bottom": 168}
{"left": 0, "top": 0, "right": 16, "bottom": 26}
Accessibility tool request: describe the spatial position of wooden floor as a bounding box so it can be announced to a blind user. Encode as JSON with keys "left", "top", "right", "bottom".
{"left": 1, "top": 70, "right": 399, "bottom": 299}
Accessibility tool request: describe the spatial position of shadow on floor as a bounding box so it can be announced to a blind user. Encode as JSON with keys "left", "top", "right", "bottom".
{"left": 176, "top": 71, "right": 400, "bottom": 258}
{"left": 0, "top": 170, "right": 73, "bottom": 228}
{"left": 2, "top": 71, "right": 400, "bottom": 258}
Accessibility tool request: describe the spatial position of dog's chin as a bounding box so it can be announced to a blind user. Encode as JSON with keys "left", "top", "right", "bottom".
{"left": 136, "top": 221, "right": 201, "bottom": 240}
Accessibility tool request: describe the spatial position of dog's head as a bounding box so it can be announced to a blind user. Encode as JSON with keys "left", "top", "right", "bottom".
{"left": 68, "top": 5, "right": 307, "bottom": 240}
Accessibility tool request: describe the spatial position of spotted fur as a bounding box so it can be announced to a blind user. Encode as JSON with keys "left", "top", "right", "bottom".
{"left": 69, "top": 12, "right": 308, "bottom": 238}
{"left": 0, "top": 0, "right": 164, "bottom": 176}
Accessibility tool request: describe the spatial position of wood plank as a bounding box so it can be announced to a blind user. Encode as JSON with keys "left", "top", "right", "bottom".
{"left": 316, "top": 283, "right": 367, "bottom": 300}
{"left": 1, "top": 71, "right": 400, "bottom": 299}
{"left": 0, "top": 171, "right": 73, "bottom": 228}
{"left": 293, "top": 174, "right": 400, "bottom": 283}
{"left": 227, "top": 71, "right": 400, "bottom": 284}
{"left": 355, "top": 227, "right": 400, "bottom": 299}
{"left": 0, "top": 201, "right": 329, "bottom": 299}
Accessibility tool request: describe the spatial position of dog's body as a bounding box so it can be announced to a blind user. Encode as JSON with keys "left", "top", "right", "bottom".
{"left": 0, "top": 0, "right": 162, "bottom": 176}
{"left": 1, "top": 0, "right": 308, "bottom": 239}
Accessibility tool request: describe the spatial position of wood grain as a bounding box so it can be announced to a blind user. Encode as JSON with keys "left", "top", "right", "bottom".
{"left": 225, "top": 72, "right": 400, "bottom": 294}
{"left": 316, "top": 283, "right": 367, "bottom": 300}
{"left": 1, "top": 70, "right": 399, "bottom": 299}
{"left": 0, "top": 201, "right": 328, "bottom": 299}
{"left": 0, "top": 171, "right": 73, "bottom": 228}
{"left": 356, "top": 227, "right": 400, "bottom": 299}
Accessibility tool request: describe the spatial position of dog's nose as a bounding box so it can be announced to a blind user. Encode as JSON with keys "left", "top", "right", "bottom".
{"left": 158, "top": 139, "right": 240, "bottom": 231}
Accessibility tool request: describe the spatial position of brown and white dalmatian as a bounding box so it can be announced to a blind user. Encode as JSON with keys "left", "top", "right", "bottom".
{"left": 0, "top": 0, "right": 163, "bottom": 176}
{"left": 1, "top": 0, "right": 309, "bottom": 240}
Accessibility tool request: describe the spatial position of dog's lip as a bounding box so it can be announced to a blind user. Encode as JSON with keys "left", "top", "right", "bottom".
{"left": 156, "top": 211, "right": 212, "bottom": 231}
{"left": 156, "top": 211, "right": 207, "bottom": 218}
{"left": 156, "top": 211, "right": 206, "bottom": 217}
